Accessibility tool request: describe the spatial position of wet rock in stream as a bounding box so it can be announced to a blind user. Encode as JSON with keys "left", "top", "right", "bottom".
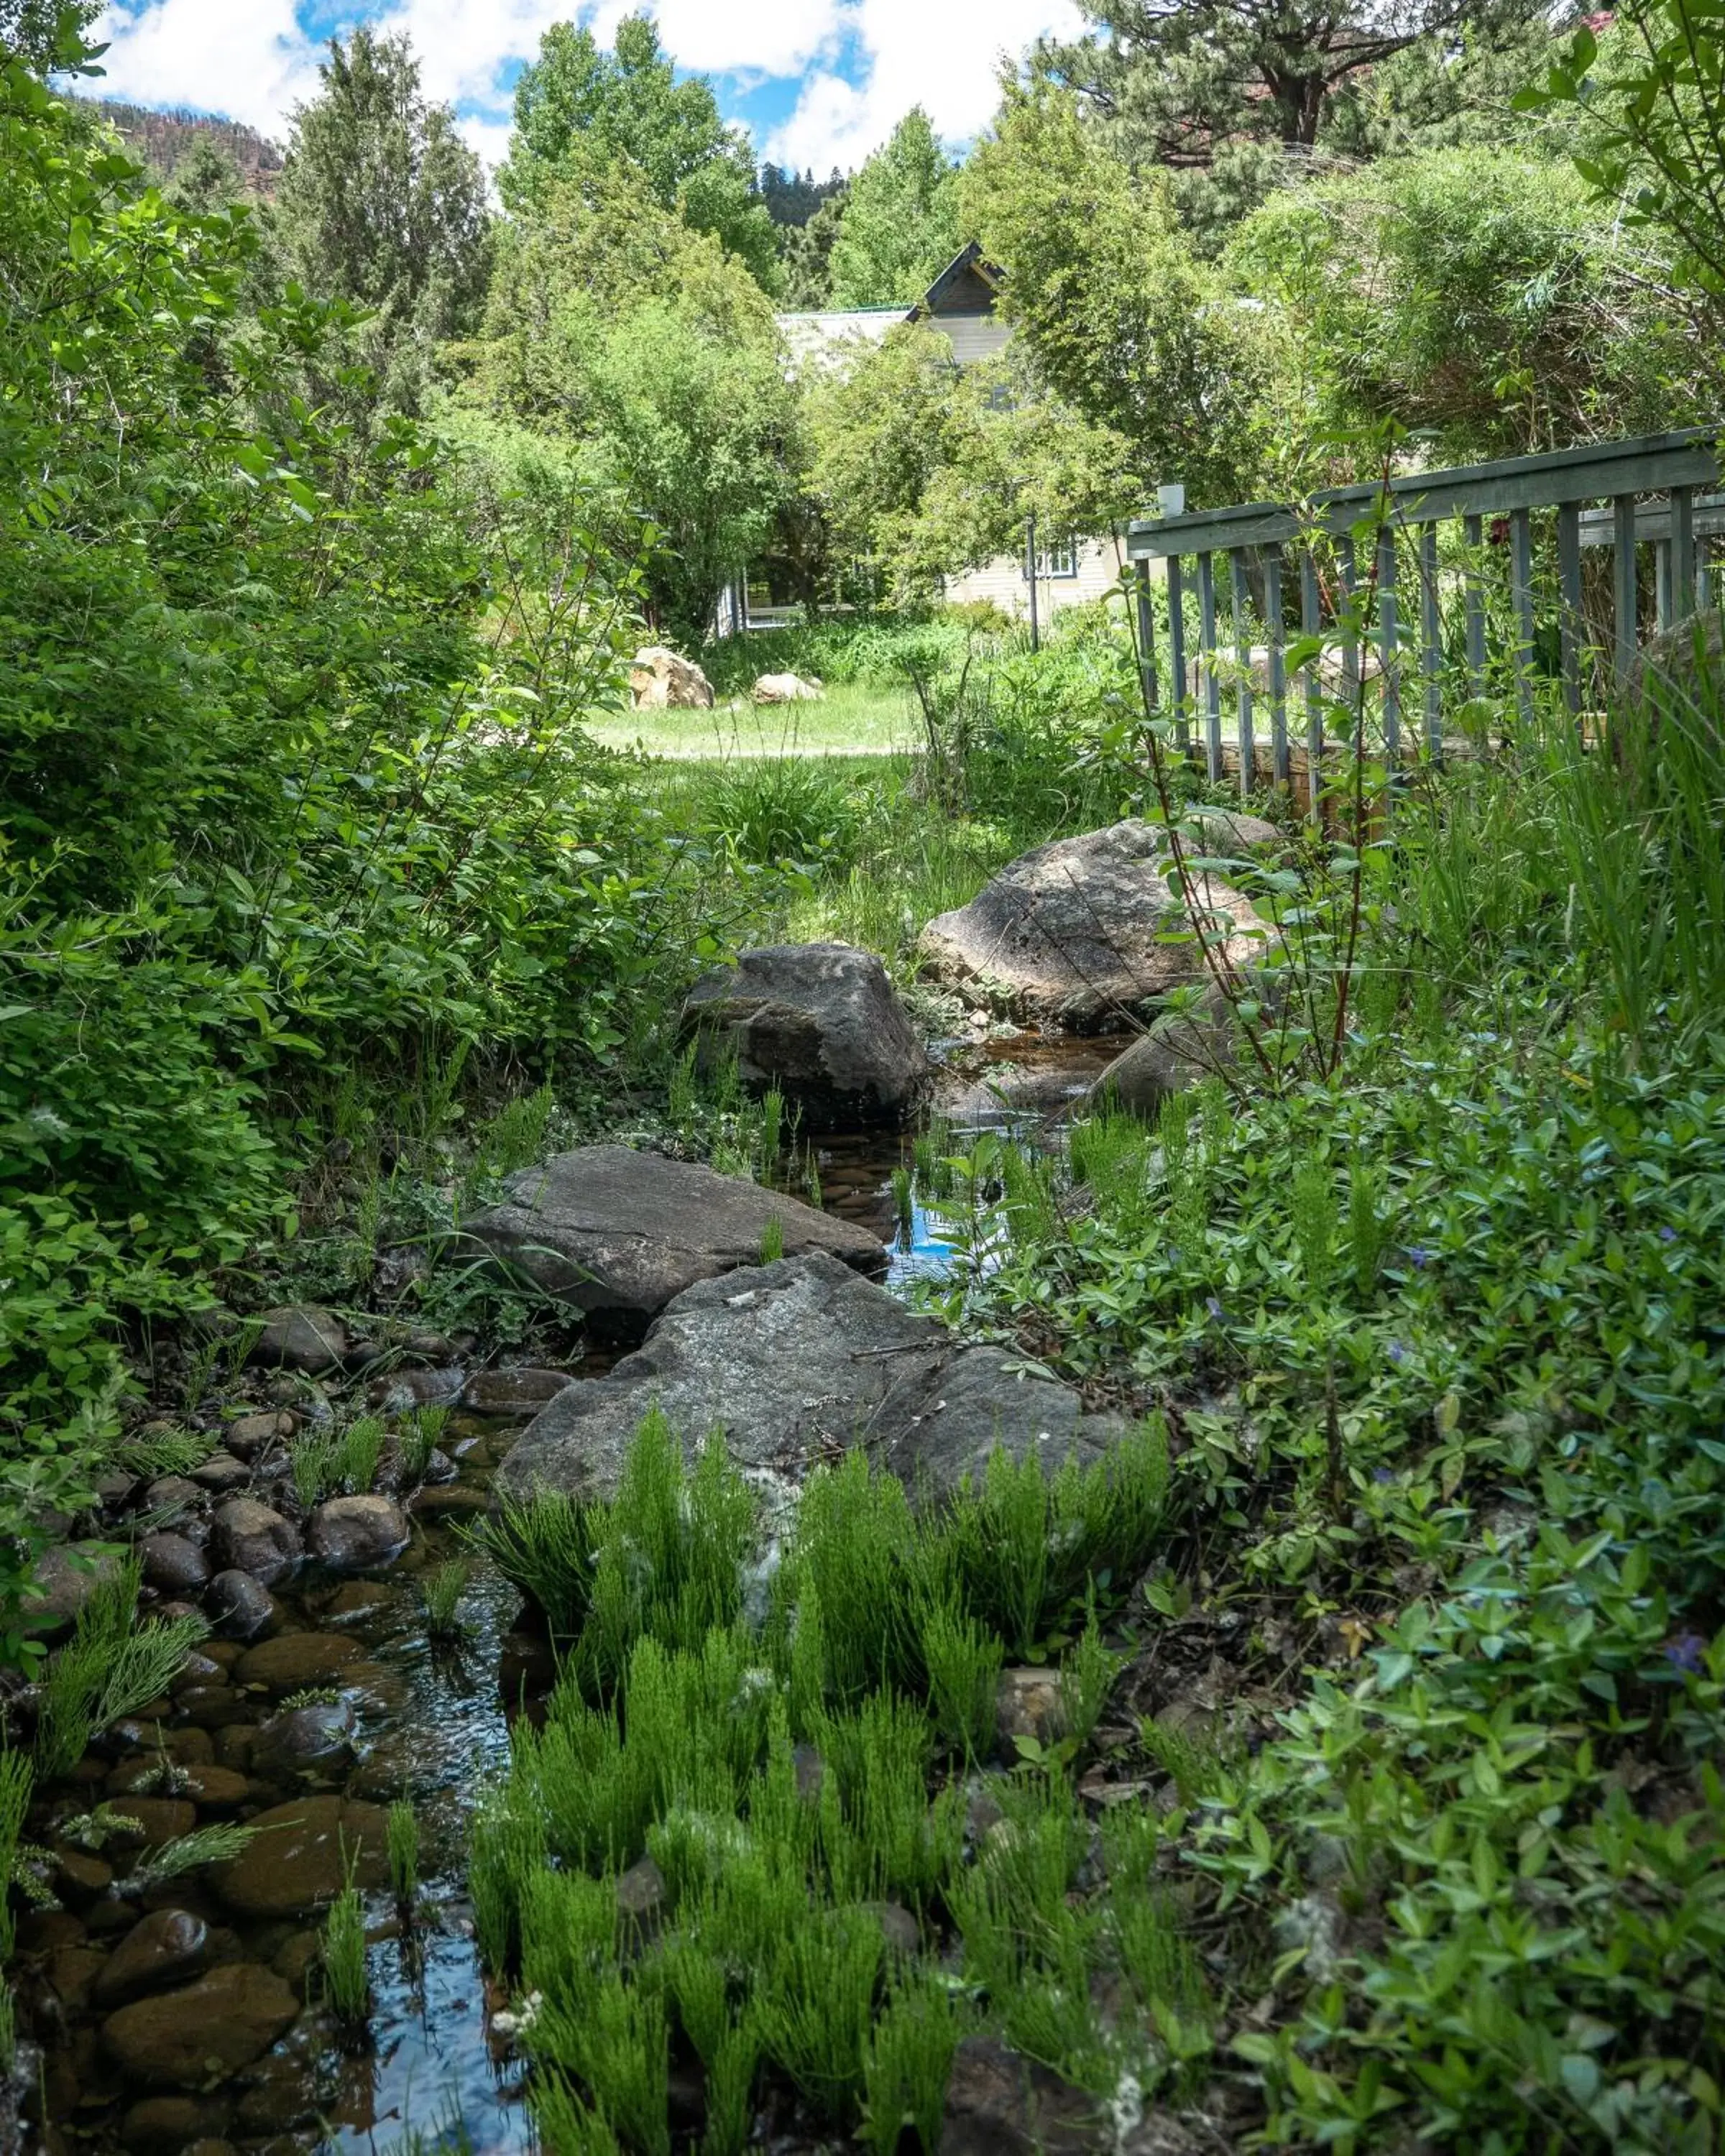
{"left": 496, "top": 1250, "right": 1128, "bottom": 1508}
{"left": 208, "top": 1796, "right": 390, "bottom": 1918}
{"left": 203, "top": 1570, "right": 278, "bottom": 1641}
{"left": 93, "top": 1911, "right": 211, "bottom": 2009}
{"left": 918, "top": 816, "right": 1263, "bottom": 1031}
{"left": 139, "top": 1532, "right": 210, "bottom": 1595}
{"left": 232, "top": 1631, "right": 363, "bottom": 1693}
{"left": 456, "top": 1143, "right": 885, "bottom": 1332}
{"left": 304, "top": 1493, "right": 410, "bottom": 1570}
{"left": 101, "top": 1962, "right": 299, "bottom": 2088}
{"left": 681, "top": 941, "right": 930, "bottom": 1126}
{"left": 208, "top": 1500, "right": 300, "bottom": 1587}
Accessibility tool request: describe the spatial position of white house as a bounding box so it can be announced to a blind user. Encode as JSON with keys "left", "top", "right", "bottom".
{"left": 717, "top": 244, "right": 1125, "bottom": 634}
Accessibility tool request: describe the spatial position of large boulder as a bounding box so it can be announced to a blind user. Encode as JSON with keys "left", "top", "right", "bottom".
{"left": 681, "top": 944, "right": 930, "bottom": 1128}
{"left": 494, "top": 1251, "right": 1126, "bottom": 1511}
{"left": 630, "top": 646, "right": 714, "bottom": 709}
{"left": 1628, "top": 606, "right": 1724, "bottom": 709}
{"left": 248, "top": 1305, "right": 347, "bottom": 1375}
{"left": 750, "top": 672, "right": 823, "bottom": 704}
{"left": 458, "top": 1146, "right": 884, "bottom": 1335}
{"left": 917, "top": 819, "right": 1262, "bottom": 1031}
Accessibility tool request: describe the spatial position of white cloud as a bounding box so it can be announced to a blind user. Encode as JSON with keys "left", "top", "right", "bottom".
{"left": 767, "top": 0, "right": 1084, "bottom": 171}
{"left": 92, "top": 0, "right": 1075, "bottom": 171}
{"left": 94, "top": 0, "right": 321, "bottom": 136}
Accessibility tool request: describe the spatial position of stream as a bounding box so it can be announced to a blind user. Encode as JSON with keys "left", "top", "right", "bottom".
{"left": 28, "top": 1033, "right": 1115, "bottom": 2156}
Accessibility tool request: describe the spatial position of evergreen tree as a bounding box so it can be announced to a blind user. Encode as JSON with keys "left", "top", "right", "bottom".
{"left": 500, "top": 14, "right": 778, "bottom": 290}
{"left": 275, "top": 28, "right": 489, "bottom": 348}
{"left": 827, "top": 109, "right": 961, "bottom": 306}
{"left": 1036, "top": 0, "right": 1550, "bottom": 236}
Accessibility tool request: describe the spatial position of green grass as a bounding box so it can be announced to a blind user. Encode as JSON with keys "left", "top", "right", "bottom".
{"left": 584, "top": 685, "right": 915, "bottom": 761}
{"left": 465, "top": 1410, "right": 1183, "bottom": 2151}
{"left": 321, "top": 1879, "right": 371, "bottom": 2027}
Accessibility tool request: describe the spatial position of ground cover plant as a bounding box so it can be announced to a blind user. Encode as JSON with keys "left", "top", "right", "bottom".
{"left": 469, "top": 1409, "right": 1188, "bottom": 2150}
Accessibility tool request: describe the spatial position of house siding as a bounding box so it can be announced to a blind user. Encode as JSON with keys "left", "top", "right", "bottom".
{"left": 937, "top": 313, "right": 1012, "bottom": 368}
{"left": 945, "top": 535, "right": 1132, "bottom": 622}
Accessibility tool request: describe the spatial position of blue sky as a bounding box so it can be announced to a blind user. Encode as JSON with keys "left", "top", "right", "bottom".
{"left": 91, "top": 1, "right": 1084, "bottom": 176}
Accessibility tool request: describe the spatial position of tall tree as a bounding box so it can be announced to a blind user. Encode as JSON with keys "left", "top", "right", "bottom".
{"left": 500, "top": 14, "right": 778, "bottom": 290}
{"left": 465, "top": 164, "right": 794, "bottom": 640}
{"left": 827, "top": 109, "right": 961, "bottom": 305}
{"left": 1036, "top": 0, "right": 1548, "bottom": 234}
{"left": 276, "top": 29, "right": 489, "bottom": 345}
{"left": 962, "top": 83, "right": 1276, "bottom": 505}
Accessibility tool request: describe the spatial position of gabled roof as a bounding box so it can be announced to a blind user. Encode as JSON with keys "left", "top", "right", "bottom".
{"left": 913, "top": 241, "right": 1003, "bottom": 320}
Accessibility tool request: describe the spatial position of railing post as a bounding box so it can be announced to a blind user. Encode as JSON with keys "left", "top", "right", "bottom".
{"left": 1338, "top": 532, "right": 1360, "bottom": 717}
{"left": 1613, "top": 494, "right": 1639, "bottom": 686}
{"left": 1197, "top": 550, "right": 1222, "bottom": 781}
{"left": 1166, "top": 556, "right": 1190, "bottom": 757}
{"left": 1419, "top": 522, "right": 1443, "bottom": 763}
{"left": 1377, "top": 525, "right": 1400, "bottom": 763}
{"left": 1264, "top": 548, "right": 1289, "bottom": 788}
{"left": 1673, "top": 486, "right": 1697, "bottom": 620}
{"left": 1509, "top": 505, "right": 1535, "bottom": 724}
{"left": 1133, "top": 559, "right": 1159, "bottom": 713}
{"left": 1463, "top": 512, "right": 1486, "bottom": 699}
{"left": 1558, "top": 503, "right": 1583, "bottom": 717}
{"left": 1301, "top": 548, "right": 1322, "bottom": 826}
{"left": 1230, "top": 546, "right": 1256, "bottom": 796}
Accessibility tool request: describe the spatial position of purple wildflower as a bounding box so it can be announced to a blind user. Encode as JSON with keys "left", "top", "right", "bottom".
{"left": 1406, "top": 1246, "right": 1432, "bottom": 1270}
{"left": 1386, "top": 1340, "right": 1410, "bottom": 1366}
{"left": 1664, "top": 1632, "right": 1706, "bottom": 1675}
{"left": 1205, "top": 1296, "right": 1227, "bottom": 1322}
{"left": 1659, "top": 1226, "right": 1679, "bottom": 1244}
{"left": 1373, "top": 1468, "right": 1396, "bottom": 1485}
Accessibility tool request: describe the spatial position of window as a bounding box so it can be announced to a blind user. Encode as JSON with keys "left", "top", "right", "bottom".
{"left": 1032, "top": 536, "right": 1078, "bottom": 580}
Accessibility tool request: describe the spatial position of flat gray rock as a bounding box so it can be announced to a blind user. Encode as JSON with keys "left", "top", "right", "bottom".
{"left": 458, "top": 1146, "right": 883, "bottom": 1332}
{"left": 494, "top": 1252, "right": 1125, "bottom": 1510}
{"left": 918, "top": 819, "right": 1261, "bottom": 1031}
{"left": 682, "top": 942, "right": 929, "bottom": 1127}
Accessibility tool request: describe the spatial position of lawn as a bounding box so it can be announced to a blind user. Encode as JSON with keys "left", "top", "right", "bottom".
{"left": 585, "top": 679, "right": 919, "bottom": 758}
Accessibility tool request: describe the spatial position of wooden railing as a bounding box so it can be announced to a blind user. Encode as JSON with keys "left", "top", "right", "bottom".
{"left": 1124, "top": 427, "right": 1723, "bottom": 807}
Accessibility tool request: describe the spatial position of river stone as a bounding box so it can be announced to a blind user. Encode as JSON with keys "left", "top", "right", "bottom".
{"left": 106, "top": 1797, "right": 197, "bottom": 1848}
{"left": 209, "top": 1499, "right": 301, "bottom": 1586}
{"left": 203, "top": 1570, "right": 278, "bottom": 1641}
{"left": 459, "top": 1368, "right": 576, "bottom": 1418}
{"left": 121, "top": 2095, "right": 234, "bottom": 2155}
{"left": 941, "top": 2035, "right": 1100, "bottom": 2156}
{"left": 681, "top": 943, "right": 931, "bottom": 1128}
{"left": 249, "top": 1306, "right": 348, "bottom": 1376}
{"left": 494, "top": 1252, "right": 1126, "bottom": 1512}
{"left": 30, "top": 1543, "right": 121, "bottom": 1634}
{"left": 251, "top": 1700, "right": 356, "bottom": 1780}
{"left": 102, "top": 1962, "right": 299, "bottom": 2087}
{"left": 188, "top": 1452, "right": 253, "bottom": 1495}
{"left": 305, "top": 1495, "right": 410, "bottom": 1571}
{"left": 995, "top": 1667, "right": 1067, "bottom": 1764}
{"left": 139, "top": 1532, "right": 211, "bottom": 1596}
{"left": 225, "top": 1411, "right": 295, "bottom": 1461}
{"left": 917, "top": 818, "right": 1262, "bottom": 1031}
{"left": 458, "top": 1146, "right": 884, "bottom": 1332}
{"left": 94, "top": 1909, "right": 211, "bottom": 2008}
{"left": 208, "top": 1796, "right": 389, "bottom": 1917}
{"left": 234, "top": 1631, "right": 362, "bottom": 1693}
{"left": 144, "top": 1475, "right": 205, "bottom": 1514}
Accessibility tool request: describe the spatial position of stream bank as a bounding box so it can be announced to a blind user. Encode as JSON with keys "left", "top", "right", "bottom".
{"left": 20, "top": 1032, "right": 1116, "bottom": 2156}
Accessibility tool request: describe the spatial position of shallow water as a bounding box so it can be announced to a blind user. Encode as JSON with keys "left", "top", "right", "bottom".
{"left": 32, "top": 1030, "right": 1116, "bottom": 2155}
